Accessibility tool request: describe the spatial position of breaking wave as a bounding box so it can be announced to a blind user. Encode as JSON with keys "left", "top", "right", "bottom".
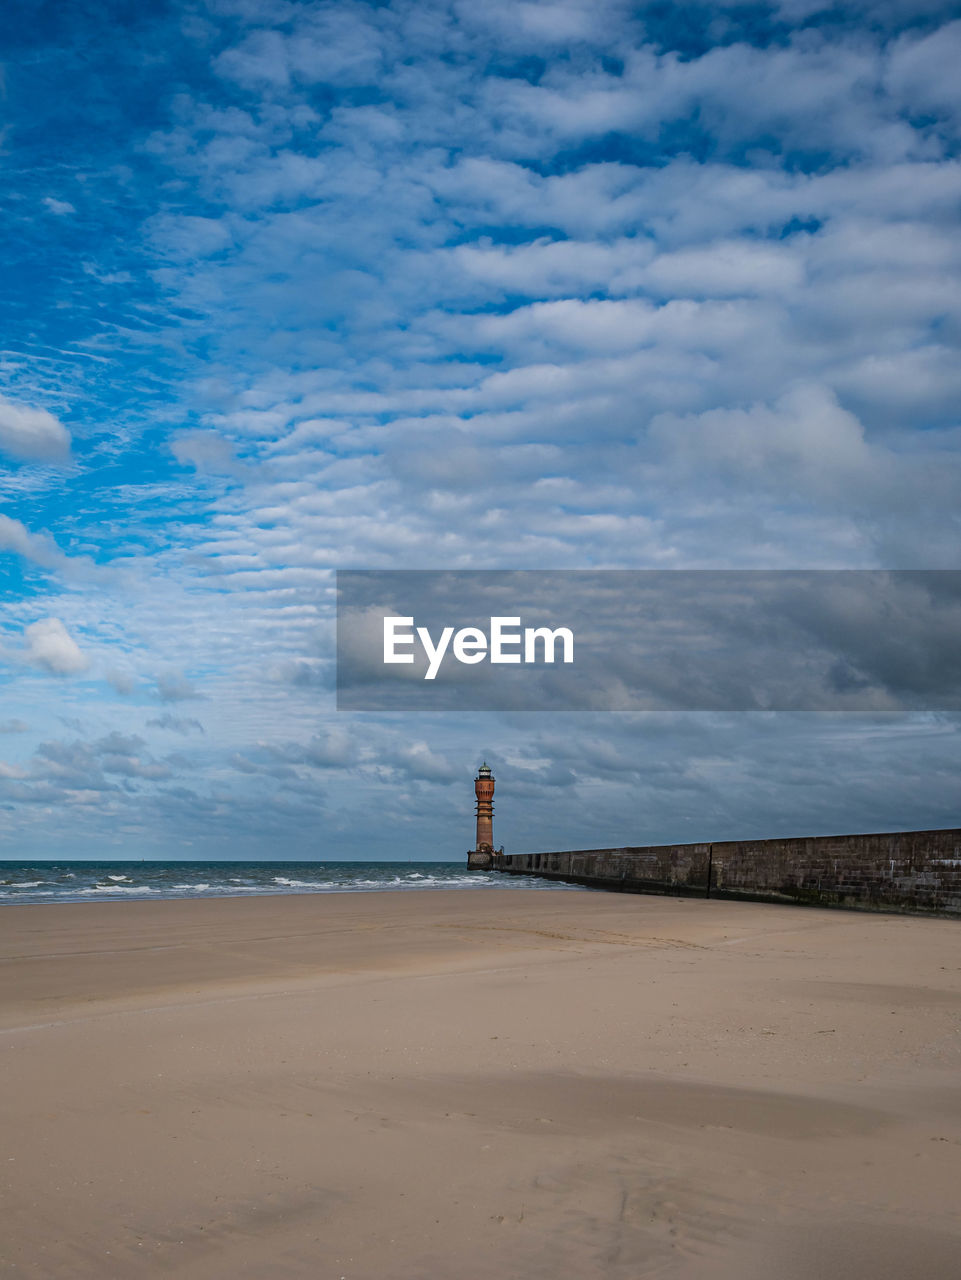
{"left": 0, "top": 861, "right": 581, "bottom": 904}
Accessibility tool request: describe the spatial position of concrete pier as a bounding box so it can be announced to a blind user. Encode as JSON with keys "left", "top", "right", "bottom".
{"left": 495, "top": 827, "right": 961, "bottom": 916}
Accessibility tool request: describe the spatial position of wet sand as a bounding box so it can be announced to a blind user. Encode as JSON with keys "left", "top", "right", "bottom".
{"left": 1, "top": 888, "right": 960, "bottom": 1278}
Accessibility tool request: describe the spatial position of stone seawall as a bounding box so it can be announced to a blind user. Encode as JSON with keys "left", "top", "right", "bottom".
{"left": 496, "top": 828, "right": 961, "bottom": 916}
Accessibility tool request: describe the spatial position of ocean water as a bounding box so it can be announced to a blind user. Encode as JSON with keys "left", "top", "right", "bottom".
{"left": 0, "top": 860, "right": 580, "bottom": 905}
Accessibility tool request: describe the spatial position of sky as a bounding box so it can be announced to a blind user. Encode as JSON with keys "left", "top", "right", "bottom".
{"left": 1, "top": 0, "right": 960, "bottom": 860}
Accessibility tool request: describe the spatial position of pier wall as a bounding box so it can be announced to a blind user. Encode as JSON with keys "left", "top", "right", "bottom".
{"left": 496, "top": 828, "right": 961, "bottom": 915}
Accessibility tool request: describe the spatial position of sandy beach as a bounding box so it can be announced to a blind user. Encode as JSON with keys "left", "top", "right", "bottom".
{"left": 2, "top": 888, "right": 960, "bottom": 1278}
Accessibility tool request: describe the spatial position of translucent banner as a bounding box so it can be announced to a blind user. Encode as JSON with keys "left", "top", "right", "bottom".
{"left": 336, "top": 570, "right": 961, "bottom": 712}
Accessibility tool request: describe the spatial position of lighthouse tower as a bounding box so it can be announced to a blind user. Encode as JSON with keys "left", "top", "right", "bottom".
{"left": 467, "top": 763, "right": 500, "bottom": 869}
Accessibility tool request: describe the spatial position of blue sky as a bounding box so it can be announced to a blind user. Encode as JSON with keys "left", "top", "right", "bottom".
{"left": 1, "top": 0, "right": 960, "bottom": 859}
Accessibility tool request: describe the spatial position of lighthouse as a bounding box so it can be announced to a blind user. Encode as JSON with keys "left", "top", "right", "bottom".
{"left": 467, "top": 762, "right": 501, "bottom": 869}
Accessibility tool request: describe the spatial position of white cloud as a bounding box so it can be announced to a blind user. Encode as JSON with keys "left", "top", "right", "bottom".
{"left": 42, "top": 196, "right": 76, "bottom": 215}
{"left": 0, "top": 515, "right": 56, "bottom": 564}
{"left": 649, "top": 384, "right": 872, "bottom": 477}
{"left": 156, "top": 671, "right": 205, "bottom": 702}
{"left": 644, "top": 240, "right": 805, "bottom": 298}
{"left": 170, "top": 430, "right": 241, "bottom": 474}
{"left": 0, "top": 396, "right": 71, "bottom": 462}
{"left": 0, "top": 515, "right": 106, "bottom": 583}
{"left": 396, "top": 740, "right": 459, "bottom": 782}
{"left": 885, "top": 20, "right": 961, "bottom": 124}
{"left": 23, "top": 618, "right": 89, "bottom": 676}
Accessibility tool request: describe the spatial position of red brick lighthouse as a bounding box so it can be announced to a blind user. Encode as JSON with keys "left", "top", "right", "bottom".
{"left": 467, "top": 762, "right": 501, "bottom": 869}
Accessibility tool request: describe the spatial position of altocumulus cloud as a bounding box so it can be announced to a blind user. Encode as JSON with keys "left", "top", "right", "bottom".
{"left": 0, "top": 0, "right": 959, "bottom": 858}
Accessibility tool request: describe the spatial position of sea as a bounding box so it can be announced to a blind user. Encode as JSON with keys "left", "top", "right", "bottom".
{"left": 0, "top": 860, "right": 581, "bottom": 905}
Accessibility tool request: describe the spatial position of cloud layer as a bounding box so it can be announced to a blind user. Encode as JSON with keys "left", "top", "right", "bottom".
{"left": 0, "top": 1, "right": 959, "bottom": 857}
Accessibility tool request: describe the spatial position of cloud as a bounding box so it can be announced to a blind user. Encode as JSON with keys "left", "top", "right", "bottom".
{"left": 42, "top": 196, "right": 76, "bottom": 215}
{"left": 885, "top": 19, "right": 961, "bottom": 123}
{"left": 303, "top": 728, "right": 357, "bottom": 768}
{"left": 0, "top": 396, "right": 72, "bottom": 462}
{"left": 396, "top": 741, "right": 460, "bottom": 782}
{"left": 0, "top": 1, "right": 959, "bottom": 856}
{"left": 0, "top": 516, "right": 73, "bottom": 572}
{"left": 30, "top": 732, "right": 173, "bottom": 790}
{"left": 0, "top": 720, "right": 29, "bottom": 733}
{"left": 156, "top": 671, "right": 205, "bottom": 702}
{"left": 648, "top": 385, "right": 875, "bottom": 493}
{"left": 22, "top": 618, "right": 89, "bottom": 676}
{"left": 105, "top": 669, "right": 136, "bottom": 696}
{"left": 170, "top": 429, "right": 242, "bottom": 475}
{"left": 94, "top": 731, "right": 174, "bottom": 780}
{"left": 146, "top": 713, "right": 205, "bottom": 734}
